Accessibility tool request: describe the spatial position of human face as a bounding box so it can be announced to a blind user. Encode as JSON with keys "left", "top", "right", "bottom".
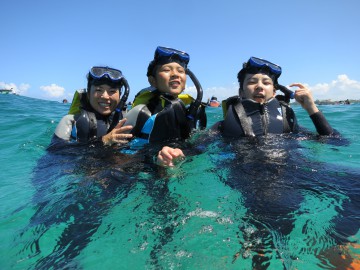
{"left": 151, "top": 62, "right": 186, "bottom": 97}
{"left": 241, "top": 73, "right": 276, "bottom": 104}
{"left": 89, "top": 84, "right": 120, "bottom": 115}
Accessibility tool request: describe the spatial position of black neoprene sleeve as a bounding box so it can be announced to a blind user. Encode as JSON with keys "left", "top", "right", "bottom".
{"left": 309, "top": 111, "right": 333, "bottom": 135}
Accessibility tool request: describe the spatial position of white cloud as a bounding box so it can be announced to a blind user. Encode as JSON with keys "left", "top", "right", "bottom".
{"left": 184, "top": 74, "right": 360, "bottom": 103}
{"left": 4, "top": 74, "right": 359, "bottom": 102}
{"left": 40, "top": 84, "right": 65, "bottom": 98}
{"left": 183, "top": 85, "right": 197, "bottom": 98}
{"left": 0, "top": 82, "right": 30, "bottom": 95}
{"left": 184, "top": 83, "right": 238, "bottom": 103}
{"left": 309, "top": 74, "right": 360, "bottom": 101}
{"left": 203, "top": 84, "right": 238, "bottom": 102}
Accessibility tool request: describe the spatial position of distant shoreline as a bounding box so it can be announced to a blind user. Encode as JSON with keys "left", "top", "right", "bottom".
{"left": 291, "top": 99, "right": 359, "bottom": 105}
{"left": 314, "top": 99, "right": 358, "bottom": 105}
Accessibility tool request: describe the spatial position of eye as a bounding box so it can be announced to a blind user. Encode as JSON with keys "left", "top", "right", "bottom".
{"left": 159, "top": 65, "right": 172, "bottom": 72}
{"left": 263, "top": 80, "right": 273, "bottom": 85}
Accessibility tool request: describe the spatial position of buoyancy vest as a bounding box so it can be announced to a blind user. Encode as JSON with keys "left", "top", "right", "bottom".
{"left": 72, "top": 110, "right": 110, "bottom": 143}
{"left": 220, "top": 96, "right": 298, "bottom": 137}
{"left": 127, "top": 88, "right": 206, "bottom": 143}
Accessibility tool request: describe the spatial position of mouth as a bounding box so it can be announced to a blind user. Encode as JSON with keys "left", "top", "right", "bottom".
{"left": 99, "top": 102, "right": 111, "bottom": 108}
{"left": 169, "top": 81, "right": 181, "bottom": 88}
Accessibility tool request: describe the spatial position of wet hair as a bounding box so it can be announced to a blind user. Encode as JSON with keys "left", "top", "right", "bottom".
{"left": 237, "top": 65, "right": 278, "bottom": 93}
{"left": 86, "top": 75, "right": 123, "bottom": 94}
{"left": 146, "top": 54, "right": 187, "bottom": 77}
{"left": 147, "top": 60, "right": 157, "bottom": 77}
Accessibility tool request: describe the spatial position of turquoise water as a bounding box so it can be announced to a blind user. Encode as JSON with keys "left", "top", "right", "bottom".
{"left": 0, "top": 94, "right": 359, "bottom": 269}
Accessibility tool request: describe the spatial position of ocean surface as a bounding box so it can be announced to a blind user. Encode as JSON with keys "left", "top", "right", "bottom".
{"left": 0, "top": 94, "right": 359, "bottom": 269}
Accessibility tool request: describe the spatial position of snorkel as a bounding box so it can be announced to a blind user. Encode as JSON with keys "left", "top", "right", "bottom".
{"left": 108, "top": 77, "right": 130, "bottom": 132}
{"left": 186, "top": 68, "right": 206, "bottom": 129}
{"left": 117, "top": 77, "right": 130, "bottom": 113}
{"left": 277, "top": 84, "right": 295, "bottom": 99}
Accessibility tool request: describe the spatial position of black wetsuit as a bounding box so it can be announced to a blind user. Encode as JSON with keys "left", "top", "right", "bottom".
{"left": 219, "top": 96, "right": 333, "bottom": 137}
{"left": 130, "top": 90, "right": 192, "bottom": 143}
{"left": 49, "top": 109, "right": 118, "bottom": 150}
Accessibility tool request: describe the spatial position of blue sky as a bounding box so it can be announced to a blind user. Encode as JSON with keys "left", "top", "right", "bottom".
{"left": 1, "top": 0, "right": 360, "bottom": 103}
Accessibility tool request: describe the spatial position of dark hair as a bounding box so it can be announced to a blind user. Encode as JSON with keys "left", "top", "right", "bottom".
{"left": 147, "top": 60, "right": 157, "bottom": 77}
{"left": 237, "top": 66, "right": 278, "bottom": 92}
{"left": 86, "top": 75, "right": 123, "bottom": 94}
{"left": 146, "top": 54, "right": 187, "bottom": 77}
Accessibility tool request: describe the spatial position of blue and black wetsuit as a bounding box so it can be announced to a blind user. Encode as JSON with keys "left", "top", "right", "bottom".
{"left": 219, "top": 96, "right": 333, "bottom": 137}
{"left": 127, "top": 89, "right": 204, "bottom": 144}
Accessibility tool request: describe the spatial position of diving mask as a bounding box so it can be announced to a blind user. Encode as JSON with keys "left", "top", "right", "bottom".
{"left": 244, "top": 57, "right": 282, "bottom": 76}
{"left": 238, "top": 57, "right": 282, "bottom": 88}
{"left": 154, "top": 46, "right": 190, "bottom": 65}
{"left": 89, "top": 66, "right": 124, "bottom": 82}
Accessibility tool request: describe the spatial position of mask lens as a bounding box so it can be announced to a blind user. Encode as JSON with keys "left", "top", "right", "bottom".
{"left": 249, "top": 57, "right": 282, "bottom": 75}
{"left": 106, "top": 69, "right": 122, "bottom": 80}
{"left": 90, "top": 67, "right": 123, "bottom": 81}
{"left": 155, "top": 46, "right": 190, "bottom": 64}
{"left": 91, "top": 67, "right": 106, "bottom": 77}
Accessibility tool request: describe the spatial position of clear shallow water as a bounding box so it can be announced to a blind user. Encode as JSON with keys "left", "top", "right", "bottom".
{"left": 0, "top": 95, "right": 359, "bottom": 269}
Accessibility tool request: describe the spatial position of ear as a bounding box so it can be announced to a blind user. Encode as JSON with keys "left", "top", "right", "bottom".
{"left": 148, "top": 76, "right": 157, "bottom": 87}
{"left": 272, "top": 88, "right": 276, "bottom": 97}
{"left": 239, "top": 87, "right": 245, "bottom": 98}
{"left": 87, "top": 85, "right": 93, "bottom": 97}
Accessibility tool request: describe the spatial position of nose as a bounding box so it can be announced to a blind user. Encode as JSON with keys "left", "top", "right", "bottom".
{"left": 170, "top": 69, "right": 180, "bottom": 78}
{"left": 255, "top": 82, "right": 265, "bottom": 90}
{"left": 101, "top": 90, "right": 110, "bottom": 98}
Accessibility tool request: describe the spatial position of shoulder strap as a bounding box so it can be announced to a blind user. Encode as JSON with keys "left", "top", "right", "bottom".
{"left": 74, "top": 110, "right": 97, "bottom": 142}
{"left": 195, "top": 103, "right": 207, "bottom": 130}
{"left": 178, "top": 93, "right": 194, "bottom": 106}
{"left": 232, "top": 101, "right": 255, "bottom": 137}
{"left": 278, "top": 100, "right": 295, "bottom": 133}
{"left": 132, "top": 105, "right": 152, "bottom": 138}
{"left": 68, "top": 89, "right": 87, "bottom": 115}
{"left": 107, "top": 109, "right": 123, "bottom": 133}
{"left": 222, "top": 95, "right": 239, "bottom": 118}
{"left": 132, "top": 87, "right": 158, "bottom": 107}
{"left": 172, "top": 98, "right": 191, "bottom": 138}
{"left": 223, "top": 96, "right": 255, "bottom": 137}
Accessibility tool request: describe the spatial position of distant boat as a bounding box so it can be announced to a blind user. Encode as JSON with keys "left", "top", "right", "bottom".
{"left": 208, "top": 96, "right": 220, "bottom": 107}
{"left": 0, "top": 89, "right": 14, "bottom": 95}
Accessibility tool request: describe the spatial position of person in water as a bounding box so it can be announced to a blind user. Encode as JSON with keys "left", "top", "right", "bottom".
{"left": 124, "top": 46, "right": 206, "bottom": 145}
{"left": 50, "top": 66, "right": 133, "bottom": 148}
{"left": 156, "top": 56, "right": 335, "bottom": 166}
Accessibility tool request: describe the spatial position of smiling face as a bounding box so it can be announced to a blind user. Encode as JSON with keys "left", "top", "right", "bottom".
{"left": 89, "top": 84, "right": 120, "bottom": 115}
{"left": 148, "top": 62, "right": 186, "bottom": 97}
{"left": 241, "top": 73, "right": 276, "bottom": 104}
